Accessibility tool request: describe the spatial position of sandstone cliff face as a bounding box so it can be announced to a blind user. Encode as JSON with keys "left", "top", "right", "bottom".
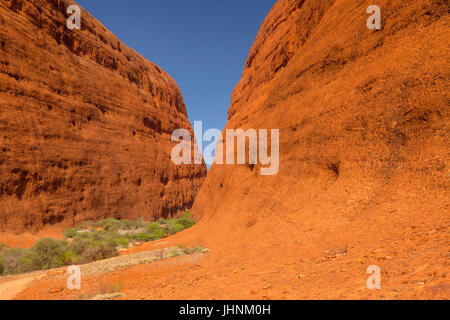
{"left": 0, "top": 0, "right": 206, "bottom": 232}
{"left": 190, "top": 0, "right": 448, "bottom": 296}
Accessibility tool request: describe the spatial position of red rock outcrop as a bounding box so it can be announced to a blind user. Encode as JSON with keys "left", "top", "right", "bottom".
{"left": 0, "top": 0, "right": 206, "bottom": 232}
{"left": 187, "top": 0, "right": 448, "bottom": 298}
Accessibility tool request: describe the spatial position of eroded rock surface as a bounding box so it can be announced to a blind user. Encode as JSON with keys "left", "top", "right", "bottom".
{"left": 190, "top": 0, "right": 449, "bottom": 297}
{"left": 0, "top": 0, "right": 206, "bottom": 232}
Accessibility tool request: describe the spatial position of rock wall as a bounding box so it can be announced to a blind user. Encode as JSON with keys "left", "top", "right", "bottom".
{"left": 0, "top": 0, "right": 206, "bottom": 232}
{"left": 192, "top": 0, "right": 448, "bottom": 258}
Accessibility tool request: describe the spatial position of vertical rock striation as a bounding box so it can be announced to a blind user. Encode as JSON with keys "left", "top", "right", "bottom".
{"left": 0, "top": 0, "right": 207, "bottom": 232}
{"left": 192, "top": 0, "right": 448, "bottom": 279}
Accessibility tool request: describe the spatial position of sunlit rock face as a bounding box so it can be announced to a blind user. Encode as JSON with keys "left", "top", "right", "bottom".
{"left": 0, "top": 0, "right": 207, "bottom": 232}
{"left": 191, "top": 0, "right": 448, "bottom": 274}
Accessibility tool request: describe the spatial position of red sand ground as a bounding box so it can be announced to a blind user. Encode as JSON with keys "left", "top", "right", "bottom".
{"left": 0, "top": 226, "right": 64, "bottom": 248}
{"left": 5, "top": 206, "right": 449, "bottom": 300}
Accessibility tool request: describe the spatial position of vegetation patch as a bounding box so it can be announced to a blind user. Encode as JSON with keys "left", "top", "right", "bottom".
{"left": 0, "top": 212, "right": 196, "bottom": 276}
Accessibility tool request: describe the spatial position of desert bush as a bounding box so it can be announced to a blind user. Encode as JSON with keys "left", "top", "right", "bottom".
{"left": 190, "top": 246, "right": 205, "bottom": 254}
{"left": 150, "top": 228, "right": 166, "bottom": 240}
{"left": 158, "top": 218, "right": 168, "bottom": 225}
{"left": 166, "top": 223, "right": 185, "bottom": 236}
{"left": 80, "top": 241, "right": 117, "bottom": 264}
{"left": 170, "top": 249, "right": 181, "bottom": 257}
{"left": 177, "top": 212, "right": 195, "bottom": 229}
{"left": 112, "top": 279, "right": 124, "bottom": 293}
{"left": 2, "top": 247, "right": 27, "bottom": 275}
{"left": 80, "top": 246, "right": 103, "bottom": 263}
{"left": 115, "top": 238, "right": 129, "bottom": 247}
{"left": 1, "top": 216, "right": 198, "bottom": 276}
{"left": 177, "top": 245, "right": 204, "bottom": 255}
{"left": 1, "top": 240, "right": 83, "bottom": 275}
{"left": 0, "top": 257, "right": 4, "bottom": 275}
{"left": 30, "top": 238, "right": 70, "bottom": 269}
{"left": 145, "top": 222, "right": 160, "bottom": 233}
{"left": 16, "top": 250, "right": 43, "bottom": 273}
{"left": 146, "top": 223, "right": 167, "bottom": 240}
{"left": 90, "top": 230, "right": 111, "bottom": 242}
{"left": 97, "top": 218, "right": 121, "bottom": 231}
{"left": 60, "top": 250, "right": 78, "bottom": 265}
{"left": 121, "top": 219, "right": 144, "bottom": 230}
{"left": 103, "top": 235, "right": 121, "bottom": 248}
{"left": 164, "top": 212, "right": 195, "bottom": 235}
{"left": 132, "top": 233, "right": 152, "bottom": 242}
{"left": 0, "top": 248, "right": 6, "bottom": 275}
{"left": 71, "top": 237, "right": 91, "bottom": 255}
{"left": 64, "top": 228, "right": 77, "bottom": 239}
{"left": 75, "top": 231, "right": 93, "bottom": 239}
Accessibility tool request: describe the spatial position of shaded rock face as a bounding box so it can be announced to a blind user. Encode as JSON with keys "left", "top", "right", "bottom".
{"left": 0, "top": 0, "right": 206, "bottom": 232}
{"left": 192, "top": 0, "right": 448, "bottom": 250}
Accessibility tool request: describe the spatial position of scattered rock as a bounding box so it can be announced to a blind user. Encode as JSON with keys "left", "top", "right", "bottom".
{"left": 90, "top": 293, "right": 125, "bottom": 300}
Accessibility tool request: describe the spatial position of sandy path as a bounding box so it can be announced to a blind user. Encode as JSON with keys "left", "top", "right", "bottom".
{"left": 0, "top": 273, "right": 46, "bottom": 300}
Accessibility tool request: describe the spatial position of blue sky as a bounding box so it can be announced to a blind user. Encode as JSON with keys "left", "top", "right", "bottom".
{"left": 76, "top": 0, "right": 276, "bottom": 161}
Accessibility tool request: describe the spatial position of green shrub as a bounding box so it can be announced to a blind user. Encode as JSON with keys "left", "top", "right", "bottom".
{"left": 115, "top": 238, "right": 129, "bottom": 247}
{"left": 75, "top": 231, "right": 92, "bottom": 239}
{"left": 163, "top": 213, "right": 196, "bottom": 236}
{"left": 60, "top": 250, "right": 78, "bottom": 265}
{"left": 89, "top": 231, "right": 103, "bottom": 242}
{"left": 170, "top": 249, "right": 181, "bottom": 257}
{"left": 121, "top": 219, "right": 144, "bottom": 230}
{"left": 2, "top": 240, "right": 80, "bottom": 274}
{"left": 150, "top": 228, "right": 166, "bottom": 240}
{"left": 145, "top": 223, "right": 167, "bottom": 240}
{"left": 30, "top": 238, "right": 70, "bottom": 270}
{"left": 71, "top": 237, "right": 91, "bottom": 255}
{"left": 2, "top": 248, "right": 27, "bottom": 275}
{"left": 190, "top": 246, "right": 205, "bottom": 254}
{"left": 90, "top": 231, "right": 121, "bottom": 245}
{"left": 48, "top": 256, "right": 66, "bottom": 269}
{"left": 133, "top": 233, "right": 152, "bottom": 242}
{"left": 145, "top": 222, "right": 160, "bottom": 233}
{"left": 80, "top": 246, "right": 103, "bottom": 263}
{"left": 90, "top": 231, "right": 110, "bottom": 242}
{"left": 16, "top": 250, "right": 43, "bottom": 273}
{"left": 112, "top": 279, "right": 124, "bottom": 293}
{"left": 158, "top": 218, "right": 168, "bottom": 225}
{"left": 181, "top": 212, "right": 195, "bottom": 226}
{"left": 64, "top": 228, "right": 78, "bottom": 239}
{"left": 167, "top": 223, "right": 185, "bottom": 236}
{"left": 0, "top": 217, "right": 199, "bottom": 276}
{"left": 0, "top": 256, "right": 5, "bottom": 275}
{"left": 98, "top": 218, "right": 121, "bottom": 231}
{"left": 80, "top": 241, "right": 117, "bottom": 264}
{"left": 177, "top": 214, "right": 195, "bottom": 229}
{"left": 177, "top": 245, "right": 203, "bottom": 255}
